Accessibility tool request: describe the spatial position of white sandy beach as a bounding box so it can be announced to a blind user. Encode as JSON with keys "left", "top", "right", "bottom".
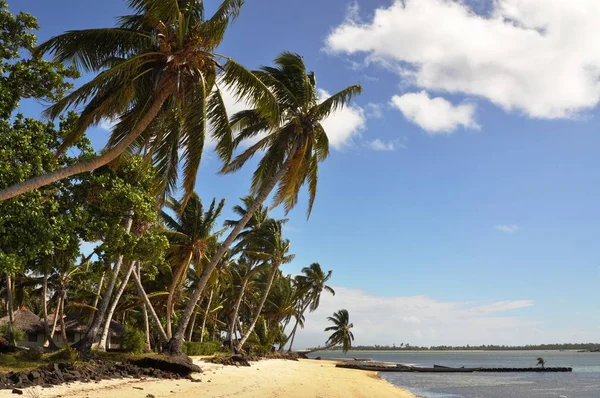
{"left": 0, "top": 358, "right": 415, "bottom": 398}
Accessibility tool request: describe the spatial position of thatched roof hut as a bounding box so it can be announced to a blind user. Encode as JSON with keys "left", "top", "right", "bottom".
{"left": 0, "top": 307, "right": 45, "bottom": 333}
{"left": 48, "top": 313, "right": 124, "bottom": 337}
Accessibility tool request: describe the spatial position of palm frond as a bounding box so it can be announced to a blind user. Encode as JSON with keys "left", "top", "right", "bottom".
{"left": 312, "top": 85, "right": 363, "bottom": 121}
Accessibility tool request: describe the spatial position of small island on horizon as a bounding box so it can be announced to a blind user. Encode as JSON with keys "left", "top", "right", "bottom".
{"left": 308, "top": 342, "right": 600, "bottom": 352}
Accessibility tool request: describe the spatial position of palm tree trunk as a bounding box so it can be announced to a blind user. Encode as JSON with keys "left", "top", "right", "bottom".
{"left": 166, "top": 252, "right": 193, "bottom": 339}
{"left": 88, "top": 271, "right": 105, "bottom": 327}
{"left": 59, "top": 290, "right": 67, "bottom": 346}
{"left": 199, "top": 287, "right": 214, "bottom": 343}
{"left": 5, "top": 275, "right": 14, "bottom": 344}
{"left": 42, "top": 273, "right": 58, "bottom": 349}
{"left": 0, "top": 79, "right": 175, "bottom": 202}
{"left": 49, "top": 295, "right": 61, "bottom": 340}
{"left": 286, "top": 320, "right": 300, "bottom": 352}
{"left": 303, "top": 343, "right": 336, "bottom": 355}
{"left": 132, "top": 263, "right": 168, "bottom": 343}
{"left": 186, "top": 305, "right": 199, "bottom": 342}
{"left": 228, "top": 278, "right": 247, "bottom": 350}
{"left": 163, "top": 147, "right": 299, "bottom": 355}
{"left": 237, "top": 265, "right": 278, "bottom": 351}
{"left": 98, "top": 260, "right": 136, "bottom": 351}
{"left": 286, "top": 301, "right": 310, "bottom": 352}
{"left": 73, "top": 213, "right": 133, "bottom": 354}
{"left": 139, "top": 265, "right": 152, "bottom": 352}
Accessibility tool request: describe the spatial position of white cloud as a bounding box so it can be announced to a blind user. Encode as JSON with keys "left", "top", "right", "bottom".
{"left": 294, "top": 286, "right": 539, "bottom": 349}
{"left": 391, "top": 91, "right": 479, "bottom": 134}
{"left": 99, "top": 118, "right": 118, "bottom": 131}
{"left": 471, "top": 300, "right": 534, "bottom": 314}
{"left": 366, "top": 138, "right": 397, "bottom": 151}
{"left": 401, "top": 316, "right": 422, "bottom": 325}
{"left": 318, "top": 89, "right": 366, "bottom": 150}
{"left": 326, "top": 0, "right": 600, "bottom": 119}
{"left": 365, "top": 102, "right": 384, "bottom": 119}
{"left": 495, "top": 224, "right": 519, "bottom": 233}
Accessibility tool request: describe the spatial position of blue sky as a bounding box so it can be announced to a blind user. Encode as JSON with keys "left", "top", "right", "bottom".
{"left": 12, "top": 0, "right": 600, "bottom": 348}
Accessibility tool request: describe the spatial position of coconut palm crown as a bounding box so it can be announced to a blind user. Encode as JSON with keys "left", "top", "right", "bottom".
{"left": 0, "top": 0, "right": 277, "bottom": 202}
{"left": 222, "top": 51, "right": 362, "bottom": 216}
{"left": 325, "top": 309, "right": 354, "bottom": 353}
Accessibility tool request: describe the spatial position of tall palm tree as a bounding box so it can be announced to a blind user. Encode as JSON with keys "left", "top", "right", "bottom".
{"left": 0, "top": 0, "right": 276, "bottom": 202}
{"left": 324, "top": 309, "right": 354, "bottom": 354}
{"left": 224, "top": 196, "right": 272, "bottom": 348}
{"left": 162, "top": 193, "right": 224, "bottom": 338}
{"left": 164, "top": 52, "right": 361, "bottom": 354}
{"left": 286, "top": 263, "right": 334, "bottom": 351}
{"left": 236, "top": 219, "right": 294, "bottom": 351}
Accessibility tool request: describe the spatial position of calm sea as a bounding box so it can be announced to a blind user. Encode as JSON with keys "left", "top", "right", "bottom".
{"left": 308, "top": 350, "right": 600, "bottom": 398}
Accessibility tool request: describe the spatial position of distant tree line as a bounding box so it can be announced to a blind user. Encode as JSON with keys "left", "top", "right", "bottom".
{"left": 318, "top": 343, "right": 600, "bottom": 352}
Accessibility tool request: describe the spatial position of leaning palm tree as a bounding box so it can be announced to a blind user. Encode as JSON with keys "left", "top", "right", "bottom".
{"left": 285, "top": 263, "right": 334, "bottom": 352}
{"left": 163, "top": 52, "right": 361, "bottom": 354}
{"left": 0, "top": 0, "right": 275, "bottom": 202}
{"left": 236, "top": 219, "right": 294, "bottom": 351}
{"left": 324, "top": 309, "right": 354, "bottom": 354}
{"left": 162, "top": 193, "right": 224, "bottom": 338}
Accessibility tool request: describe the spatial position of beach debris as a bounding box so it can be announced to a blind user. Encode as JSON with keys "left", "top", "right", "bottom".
{"left": 11, "top": 389, "right": 23, "bottom": 395}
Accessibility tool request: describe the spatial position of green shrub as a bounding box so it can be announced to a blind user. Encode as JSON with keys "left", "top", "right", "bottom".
{"left": 183, "top": 341, "right": 222, "bottom": 356}
{"left": 121, "top": 327, "right": 146, "bottom": 354}
{"left": 46, "top": 346, "right": 79, "bottom": 363}
{"left": 0, "top": 324, "right": 24, "bottom": 345}
{"left": 18, "top": 349, "right": 43, "bottom": 361}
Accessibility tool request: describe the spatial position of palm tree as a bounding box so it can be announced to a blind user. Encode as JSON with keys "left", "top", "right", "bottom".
{"left": 224, "top": 196, "right": 271, "bottom": 348}
{"left": 163, "top": 52, "right": 361, "bottom": 354}
{"left": 324, "top": 309, "right": 354, "bottom": 354}
{"left": 286, "top": 263, "right": 334, "bottom": 352}
{"left": 236, "top": 219, "right": 294, "bottom": 351}
{"left": 0, "top": 0, "right": 276, "bottom": 202}
{"left": 161, "top": 193, "right": 224, "bottom": 338}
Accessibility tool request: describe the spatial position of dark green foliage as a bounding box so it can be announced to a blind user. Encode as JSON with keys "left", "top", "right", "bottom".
{"left": 121, "top": 326, "right": 146, "bottom": 354}
{"left": 0, "top": 4, "right": 93, "bottom": 278}
{"left": 18, "top": 348, "right": 42, "bottom": 361}
{"left": 0, "top": 324, "right": 23, "bottom": 344}
{"left": 46, "top": 346, "right": 79, "bottom": 363}
{"left": 0, "top": 1, "right": 78, "bottom": 118}
{"left": 182, "top": 341, "right": 222, "bottom": 356}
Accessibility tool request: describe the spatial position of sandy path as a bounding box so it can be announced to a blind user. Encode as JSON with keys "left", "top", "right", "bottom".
{"left": 0, "top": 358, "right": 415, "bottom": 398}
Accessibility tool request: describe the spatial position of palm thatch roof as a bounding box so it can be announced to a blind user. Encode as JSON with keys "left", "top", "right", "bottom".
{"left": 0, "top": 307, "right": 45, "bottom": 333}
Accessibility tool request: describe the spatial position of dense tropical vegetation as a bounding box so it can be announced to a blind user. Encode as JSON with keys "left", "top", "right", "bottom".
{"left": 0, "top": 1, "right": 360, "bottom": 358}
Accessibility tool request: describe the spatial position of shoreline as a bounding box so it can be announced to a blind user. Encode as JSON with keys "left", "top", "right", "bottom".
{"left": 0, "top": 358, "right": 416, "bottom": 397}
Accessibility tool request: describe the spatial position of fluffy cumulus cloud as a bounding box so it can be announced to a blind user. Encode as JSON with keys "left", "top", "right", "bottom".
{"left": 326, "top": 0, "right": 600, "bottom": 120}
{"left": 293, "top": 286, "right": 540, "bottom": 349}
{"left": 495, "top": 224, "right": 519, "bottom": 233}
{"left": 391, "top": 91, "right": 479, "bottom": 133}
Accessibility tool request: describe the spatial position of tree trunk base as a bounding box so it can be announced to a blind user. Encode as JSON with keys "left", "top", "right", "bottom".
{"left": 162, "top": 337, "right": 183, "bottom": 356}
{"left": 131, "top": 354, "right": 201, "bottom": 376}
{"left": 70, "top": 336, "right": 93, "bottom": 357}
